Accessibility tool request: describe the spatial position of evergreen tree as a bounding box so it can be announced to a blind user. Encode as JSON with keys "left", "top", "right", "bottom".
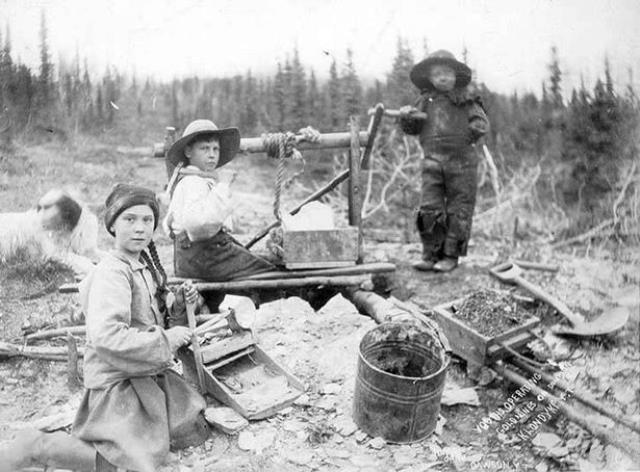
{"left": 241, "top": 70, "right": 258, "bottom": 133}
{"left": 274, "top": 62, "right": 286, "bottom": 129}
{"left": 547, "top": 46, "right": 563, "bottom": 109}
{"left": 290, "top": 47, "right": 307, "bottom": 129}
{"left": 38, "top": 10, "right": 54, "bottom": 108}
{"left": 341, "top": 48, "right": 362, "bottom": 118}
{"left": 307, "top": 69, "right": 321, "bottom": 125}
{"left": 386, "top": 37, "right": 416, "bottom": 107}
{"left": 327, "top": 59, "right": 341, "bottom": 129}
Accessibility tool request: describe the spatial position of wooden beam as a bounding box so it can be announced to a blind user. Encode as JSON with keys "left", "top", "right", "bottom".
{"left": 361, "top": 103, "right": 385, "bottom": 170}
{"left": 153, "top": 131, "right": 369, "bottom": 158}
{"left": 58, "top": 263, "right": 397, "bottom": 294}
{"left": 348, "top": 116, "right": 363, "bottom": 263}
{"left": 191, "top": 274, "right": 371, "bottom": 292}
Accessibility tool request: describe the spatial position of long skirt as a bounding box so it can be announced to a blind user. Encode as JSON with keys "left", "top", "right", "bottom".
{"left": 73, "top": 370, "right": 209, "bottom": 472}
{"left": 174, "top": 230, "right": 276, "bottom": 281}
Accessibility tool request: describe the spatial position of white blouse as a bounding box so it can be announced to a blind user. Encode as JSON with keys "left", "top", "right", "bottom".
{"left": 163, "top": 166, "right": 233, "bottom": 242}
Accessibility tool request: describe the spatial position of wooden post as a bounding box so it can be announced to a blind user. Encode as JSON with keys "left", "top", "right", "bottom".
{"left": 348, "top": 116, "right": 363, "bottom": 263}
{"left": 186, "top": 301, "right": 207, "bottom": 393}
{"left": 361, "top": 103, "right": 385, "bottom": 170}
{"left": 66, "top": 332, "right": 81, "bottom": 389}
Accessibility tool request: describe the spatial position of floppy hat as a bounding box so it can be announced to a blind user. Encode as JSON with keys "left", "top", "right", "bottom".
{"left": 166, "top": 119, "right": 241, "bottom": 178}
{"left": 410, "top": 50, "right": 472, "bottom": 91}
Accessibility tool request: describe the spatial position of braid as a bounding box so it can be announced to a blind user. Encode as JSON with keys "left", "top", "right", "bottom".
{"left": 147, "top": 241, "right": 168, "bottom": 288}
{"left": 140, "top": 241, "right": 170, "bottom": 328}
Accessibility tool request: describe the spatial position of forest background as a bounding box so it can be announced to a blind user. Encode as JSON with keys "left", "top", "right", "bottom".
{"left": 0, "top": 12, "right": 638, "bottom": 245}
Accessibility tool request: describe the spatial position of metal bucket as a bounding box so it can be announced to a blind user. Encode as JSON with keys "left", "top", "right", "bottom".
{"left": 353, "top": 322, "right": 449, "bottom": 443}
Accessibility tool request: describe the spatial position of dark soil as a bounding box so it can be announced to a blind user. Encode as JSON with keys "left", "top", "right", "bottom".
{"left": 369, "top": 347, "right": 436, "bottom": 377}
{"left": 450, "top": 288, "right": 537, "bottom": 337}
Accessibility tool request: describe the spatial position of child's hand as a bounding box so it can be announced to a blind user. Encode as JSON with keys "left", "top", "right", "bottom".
{"left": 166, "top": 326, "right": 193, "bottom": 352}
{"left": 180, "top": 280, "right": 198, "bottom": 306}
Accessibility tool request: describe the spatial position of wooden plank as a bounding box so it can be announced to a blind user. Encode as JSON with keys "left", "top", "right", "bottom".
{"left": 433, "top": 299, "right": 540, "bottom": 366}
{"left": 282, "top": 227, "right": 359, "bottom": 269}
{"left": 58, "top": 263, "right": 396, "bottom": 294}
{"left": 361, "top": 104, "right": 385, "bottom": 170}
{"left": 191, "top": 274, "right": 371, "bottom": 292}
{"left": 348, "top": 116, "right": 363, "bottom": 263}
{"left": 206, "top": 346, "right": 255, "bottom": 372}
{"left": 252, "top": 345, "right": 305, "bottom": 391}
{"left": 174, "top": 261, "right": 396, "bottom": 282}
{"left": 239, "top": 131, "right": 368, "bottom": 154}
{"left": 491, "top": 316, "right": 539, "bottom": 345}
{"left": 432, "top": 303, "right": 489, "bottom": 365}
{"left": 487, "top": 331, "right": 537, "bottom": 360}
{"left": 200, "top": 331, "right": 256, "bottom": 364}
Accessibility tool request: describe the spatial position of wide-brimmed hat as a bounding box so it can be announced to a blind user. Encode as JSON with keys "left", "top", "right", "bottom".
{"left": 410, "top": 50, "right": 472, "bottom": 91}
{"left": 166, "top": 119, "right": 240, "bottom": 178}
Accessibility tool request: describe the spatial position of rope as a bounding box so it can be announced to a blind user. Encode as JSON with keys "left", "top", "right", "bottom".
{"left": 261, "top": 127, "right": 320, "bottom": 222}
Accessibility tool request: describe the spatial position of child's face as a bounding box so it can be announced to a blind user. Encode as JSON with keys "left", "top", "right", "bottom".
{"left": 185, "top": 137, "right": 220, "bottom": 172}
{"left": 429, "top": 64, "right": 456, "bottom": 92}
{"left": 111, "top": 204, "right": 155, "bottom": 257}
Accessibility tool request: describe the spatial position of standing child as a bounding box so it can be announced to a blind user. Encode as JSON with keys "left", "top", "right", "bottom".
{"left": 399, "top": 50, "right": 490, "bottom": 272}
{"left": 0, "top": 184, "right": 209, "bottom": 472}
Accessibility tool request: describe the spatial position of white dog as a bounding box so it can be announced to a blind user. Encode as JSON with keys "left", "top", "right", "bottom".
{"left": 0, "top": 189, "right": 107, "bottom": 277}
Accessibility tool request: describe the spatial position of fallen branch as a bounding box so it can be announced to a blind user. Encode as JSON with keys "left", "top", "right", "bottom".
{"left": 25, "top": 326, "right": 86, "bottom": 341}
{"left": 551, "top": 219, "right": 615, "bottom": 249}
{"left": 0, "top": 341, "right": 84, "bottom": 361}
{"left": 482, "top": 144, "right": 501, "bottom": 203}
{"left": 613, "top": 160, "right": 638, "bottom": 226}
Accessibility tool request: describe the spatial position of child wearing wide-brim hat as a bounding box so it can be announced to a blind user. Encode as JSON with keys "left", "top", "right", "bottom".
{"left": 164, "top": 119, "right": 276, "bottom": 310}
{"left": 399, "top": 50, "right": 490, "bottom": 272}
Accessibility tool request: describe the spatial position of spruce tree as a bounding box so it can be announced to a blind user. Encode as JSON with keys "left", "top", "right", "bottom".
{"left": 327, "top": 59, "right": 341, "bottom": 129}
{"left": 386, "top": 37, "right": 416, "bottom": 108}
{"left": 341, "top": 48, "right": 362, "bottom": 119}
{"left": 38, "top": 10, "right": 54, "bottom": 109}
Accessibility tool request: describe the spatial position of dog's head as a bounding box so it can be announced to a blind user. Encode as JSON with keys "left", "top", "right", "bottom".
{"left": 37, "top": 189, "right": 82, "bottom": 232}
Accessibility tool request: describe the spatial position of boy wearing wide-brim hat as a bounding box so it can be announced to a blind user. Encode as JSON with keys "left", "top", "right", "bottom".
{"left": 164, "top": 119, "right": 276, "bottom": 310}
{"left": 399, "top": 50, "right": 490, "bottom": 272}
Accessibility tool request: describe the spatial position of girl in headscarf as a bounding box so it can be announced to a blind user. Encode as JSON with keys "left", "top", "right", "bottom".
{"left": 0, "top": 184, "right": 209, "bottom": 472}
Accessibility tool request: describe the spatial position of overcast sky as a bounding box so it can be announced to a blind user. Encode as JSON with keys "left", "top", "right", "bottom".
{"left": 1, "top": 0, "right": 639, "bottom": 97}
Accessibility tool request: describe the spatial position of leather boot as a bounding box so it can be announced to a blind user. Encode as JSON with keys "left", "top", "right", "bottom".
{"left": 434, "top": 237, "right": 460, "bottom": 272}
{"left": 412, "top": 247, "right": 437, "bottom": 272}
{"left": 433, "top": 256, "right": 458, "bottom": 272}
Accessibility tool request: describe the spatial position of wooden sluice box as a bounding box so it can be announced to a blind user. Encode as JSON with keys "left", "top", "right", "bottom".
{"left": 282, "top": 226, "right": 359, "bottom": 269}
{"left": 180, "top": 330, "right": 304, "bottom": 420}
{"left": 432, "top": 298, "right": 540, "bottom": 366}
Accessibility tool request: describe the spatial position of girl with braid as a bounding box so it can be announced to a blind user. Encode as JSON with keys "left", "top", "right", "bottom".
{"left": 0, "top": 184, "right": 210, "bottom": 472}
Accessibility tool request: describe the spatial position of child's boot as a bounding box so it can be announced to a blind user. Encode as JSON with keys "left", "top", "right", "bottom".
{"left": 412, "top": 246, "right": 437, "bottom": 272}
{"left": 412, "top": 258, "right": 436, "bottom": 271}
{"left": 434, "top": 237, "right": 459, "bottom": 272}
{"left": 433, "top": 256, "right": 458, "bottom": 272}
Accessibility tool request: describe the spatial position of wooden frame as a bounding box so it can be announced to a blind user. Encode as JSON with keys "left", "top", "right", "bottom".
{"left": 432, "top": 298, "right": 540, "bottom": 366}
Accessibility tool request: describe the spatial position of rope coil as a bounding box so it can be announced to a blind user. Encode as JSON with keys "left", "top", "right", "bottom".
{"left": 261, "top": 127, "right": 320, "bottom": 221}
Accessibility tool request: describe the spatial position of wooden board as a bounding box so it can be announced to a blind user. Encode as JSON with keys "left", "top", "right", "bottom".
{"left": 180, "top": 335, "right": 304, "bottom": 420}
{"left": 432, "top": 298, "right": 539, "bottom": 366}
{"left": 282, "top": 227, "right": 359, "bottom": 269}
{"left": 200, "top": 331, "right": 256, "bottom": 365}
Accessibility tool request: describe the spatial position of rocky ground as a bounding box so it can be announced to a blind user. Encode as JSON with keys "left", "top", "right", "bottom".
{"left": 1, "top": 142, "right": 639, "bottom": 471}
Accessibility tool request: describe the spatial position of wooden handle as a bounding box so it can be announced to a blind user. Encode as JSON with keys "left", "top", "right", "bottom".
{"left": 186, "top": 301, "right": 207, "bottom": 392}
{"left": 513, "top": 276, "right": 585, "bottom": 325}
{"left": 367, "top": 108, "right": 427, "bottom": 120}
{"left": 513, "top": 260, "right": 560, "bottom": 272}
